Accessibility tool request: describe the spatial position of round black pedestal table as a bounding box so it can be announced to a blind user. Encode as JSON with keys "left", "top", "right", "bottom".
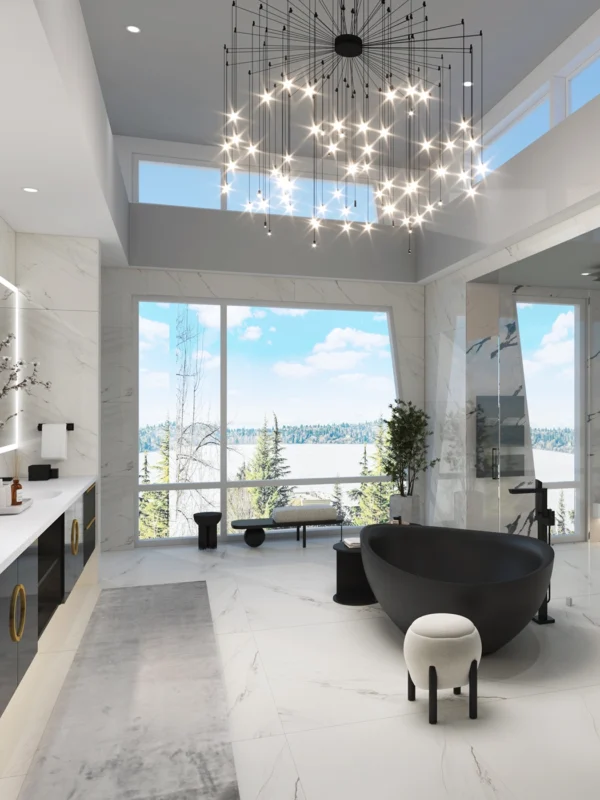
{"left": 333, "top": 542, "right": 377, "bottom": 606}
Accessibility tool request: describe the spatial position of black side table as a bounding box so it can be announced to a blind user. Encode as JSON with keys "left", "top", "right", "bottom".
{"left": 333, "top": 542, "right": 377, "bottom": 606}
{"left": 194, "top": 512, "right": 222, "bottom": 550}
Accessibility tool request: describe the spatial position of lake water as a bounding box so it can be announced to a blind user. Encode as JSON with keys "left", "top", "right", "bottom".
{"left": 140, "top": 445, "right": 576, "bottom": 494}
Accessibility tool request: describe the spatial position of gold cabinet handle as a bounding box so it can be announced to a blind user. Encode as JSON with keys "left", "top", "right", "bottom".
{"left": 71, "top": 518, "right": 80, "bottom": 556}
{"left": 9, "top": 584, "right": 26, "bottom": 643}
{"left": 85, "top": 516, "right": 96, "bottom": 531}
{"left": 86, "top": 483, "right": 96, "bottom": 494}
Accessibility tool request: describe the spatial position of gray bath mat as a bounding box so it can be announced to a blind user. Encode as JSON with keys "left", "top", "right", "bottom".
{"left": 20, "top": 582, "right": 239, "bottom": 799}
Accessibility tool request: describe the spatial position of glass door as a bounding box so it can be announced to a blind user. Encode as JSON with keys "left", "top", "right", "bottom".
{"left": 503, "top": 299, "right": 585, "bottom": 542}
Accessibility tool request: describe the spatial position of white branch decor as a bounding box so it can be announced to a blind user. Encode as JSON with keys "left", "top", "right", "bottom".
{"left": 0, "top": 332, "right": 51, "bottom": 430}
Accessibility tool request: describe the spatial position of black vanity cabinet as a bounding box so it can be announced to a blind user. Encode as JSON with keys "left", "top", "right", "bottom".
{"left": 83, "top": 482, "right": 96, "bottom": 565}
{"left": 0, "top": 542, "right": 39, "bottom": 716}
{"left": 64, "top": 497, "right": 84, "bottom": 598}
{"left": 0, "top": 560, "right": 18, "bottom": 716}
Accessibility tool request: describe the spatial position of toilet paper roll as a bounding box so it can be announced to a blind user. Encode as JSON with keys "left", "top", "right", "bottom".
{"left": 40, "top": 423, "right": 68, "bottom": 461}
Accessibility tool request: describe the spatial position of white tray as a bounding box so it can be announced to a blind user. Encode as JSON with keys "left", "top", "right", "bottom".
{"left": 0, "top": 497, "right": 33, "bottom": 515}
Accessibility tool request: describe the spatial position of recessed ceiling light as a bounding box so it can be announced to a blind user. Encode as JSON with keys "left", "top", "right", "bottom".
{"left": 126, "top": 25, "right": 141, "bottom": 33}
{"left": 23, "top": 187, "right": 38, "bottom": 193}
{"left": 582, "top": 272, "right": 591, "bottom": 276}
{"left": 463, "top": 81, "right": 474, "bottom": 87}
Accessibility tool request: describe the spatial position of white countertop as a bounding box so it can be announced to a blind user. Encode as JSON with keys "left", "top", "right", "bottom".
{"left": 0, "top": 476, "right": 96, "bottom": 573}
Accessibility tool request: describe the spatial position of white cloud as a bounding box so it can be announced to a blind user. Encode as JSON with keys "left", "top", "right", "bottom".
{"left": 373, "top": 312, "right": 388, "bottom": 322}
{"left": 253, "top": 310, "right": 267, "bottom": 319}
{"left": 139, "top": 317, "right": 169, "bottom": 342}
{"left": 267, "top": 340, "right": 273, "bottom": 345}
{"left": 313, "top": 327, "right": 389, "bottom": 353}
{"left": 306, "top": 350, "right": 368, "bottom": 371}
{"left": 271, "top": 308, "right": 310, "bottom": 317}
{"left": 194, "top": 305, "right": 255, "bottom": 329}
{"left": 541, "top": 310, "right": 574, "bottom": 346}
{"left": 140, "top": 371, "right": 169, "bottom": 389}
{"left": 139, "top": 317, "right": 169, "bottom": 351}
{"left": 240, "top": 325, "right": 263, "bottom": 342}
{"left": 330, "top": 373, "right": 368, "bottom": 383}
{"left": 195, "top": 350, "right": 221, "bottom": 370}
{"left": 269, "top": 326, "right": 277, "bottom": 333}
{"left": 156, "top": 302, "right": 170, "bottom": 308}
{"left": 273, "top": 361, "right": 315, "bottom": 379}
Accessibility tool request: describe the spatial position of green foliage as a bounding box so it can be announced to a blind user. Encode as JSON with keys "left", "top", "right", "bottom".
{"left": 349, "top": 422, "right": 393, "bottom": 524}
{"left": 383, "top": 400, "right": 438, "bottom": 497}
{"left": 556, "top": 490, "right": 567, "bottom": 535}
{"left": 246, "top": 414, "right": 294, "bottom": 517}
{"left": 139, "top": 422, "right": 170, "bottom": 540}
{"left": 530, "top": 428, "right": 574, "bottom": 454}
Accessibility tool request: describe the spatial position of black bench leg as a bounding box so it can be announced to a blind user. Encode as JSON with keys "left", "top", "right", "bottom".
{"left": 296, "top": 525, "right": 300, "bottom": 542}
{"left": 453, "top": 687, "right": 461, "bottom": 695}
{"left": 469, "top": 660, "right": 478, "bottom": 720}
{"left": 302, "top": 524, "right": 306, "bottom": 548}
{"left": 429, "top": 666, "right": 437, "bottom": 725}
{"left": 244, "top": 528, "right": 266, "bottom": 548}
{"left": 408, "top": 672, "right": 416, "bottom": 701}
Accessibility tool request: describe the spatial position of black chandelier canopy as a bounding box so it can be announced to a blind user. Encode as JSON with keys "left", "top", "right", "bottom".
{"left": 222, "top": 1, "right": 485, "bottom": 248}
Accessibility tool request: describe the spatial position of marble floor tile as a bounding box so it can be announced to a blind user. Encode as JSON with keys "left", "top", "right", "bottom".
{"left": 287, "top": 687, "right": 600, "bottom": 800}
{"left": 208, "top": 578, "right": 251, "bottom": 635}
{"left": 217, "top": 633, "right": 284, "bottom": 742}
{"left": 232, "top": 736, "right": 305, "bottom": 800}
{"left": 235, "top": 563, "right": 383, "bottom": 632}
{"left": 254, "top": 616, "right": 412, "bottom": 733}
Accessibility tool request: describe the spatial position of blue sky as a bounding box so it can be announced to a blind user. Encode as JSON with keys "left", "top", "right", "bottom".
{"left": 139, "top": 303, "right": 396, "bottom": 428}
{"left": 516, "top": 302, "right": 575, "bottom": 429}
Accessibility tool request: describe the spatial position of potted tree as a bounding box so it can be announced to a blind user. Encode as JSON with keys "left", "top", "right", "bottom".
{"left": 383, "top": 400, "right": 438, "bottom": 524}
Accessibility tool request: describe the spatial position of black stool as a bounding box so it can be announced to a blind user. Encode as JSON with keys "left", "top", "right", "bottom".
{"left": 194, "top": 512, "right": 222, "bottom": 549}
{"left": 332, "top": 542, "right": 377, "bottom": 605}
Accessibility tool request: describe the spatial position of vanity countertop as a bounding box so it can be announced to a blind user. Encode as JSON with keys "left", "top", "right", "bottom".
{"left": 0, "top": 475, "right": 96, "bottom": 573}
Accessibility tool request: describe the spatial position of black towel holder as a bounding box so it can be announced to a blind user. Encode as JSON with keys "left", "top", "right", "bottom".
{"left": 37, "top": 423, "right": 75, "bottom": 431}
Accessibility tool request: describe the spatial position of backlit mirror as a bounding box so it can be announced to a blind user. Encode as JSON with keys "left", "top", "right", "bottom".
{"left": 0, "top": 277, "right": 18, "bottom": 454}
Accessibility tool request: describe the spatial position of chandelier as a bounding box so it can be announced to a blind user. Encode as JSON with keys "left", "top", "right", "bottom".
{"left": 222, "top": 1, "right": 484, "bottom": 249}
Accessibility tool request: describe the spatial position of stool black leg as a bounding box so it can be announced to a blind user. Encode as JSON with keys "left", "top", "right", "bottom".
{"left": 469, "top": 660, "right": 478, "bottom": 720}
{"left": 429, "top": 666, "right": 437, "bottom": 725}
{"left": 296, "top": 525, "right": 300, "bottom": 542}
{"left": 302, "top": 524, "right": 307, "bottom": 548}
{"left": 453, "top": 687, "right": 461, "bottom": 696}
{"left": 408, "top": 672, "right": 416, "bottom": 701}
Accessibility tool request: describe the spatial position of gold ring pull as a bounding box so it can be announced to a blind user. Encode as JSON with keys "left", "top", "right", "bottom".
{"left": 85, "top": 516, "right": 96, "bottom": 531}
{"left": 71, "top": 518, "right": 80, "bottom": 556}
{"left": 9, "top": 584, "right": 26, "bottom": 643}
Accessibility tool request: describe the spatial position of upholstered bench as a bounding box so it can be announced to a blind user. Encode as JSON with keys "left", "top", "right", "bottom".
{"left": 231, "top": 504, "right": 344, "bottom": 548}
{"left": 404, "top": 613, "right": 482, "bottom": 724}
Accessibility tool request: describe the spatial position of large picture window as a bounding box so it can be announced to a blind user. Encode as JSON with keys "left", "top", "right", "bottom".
{"left": 138, "top": 302, "right": 397, "bottom": 541}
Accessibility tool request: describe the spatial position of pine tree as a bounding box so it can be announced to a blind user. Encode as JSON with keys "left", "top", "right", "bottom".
{"left": 269, "top": 413, "right": 293, "bottom": 512}
{"left": 142, "top": 421, "right": 170, "bottom": 539}
{"left": 557, "top": 490, "right": 567, "bottom": 535}
{"left": 247, "top": 417, "right": 274, "bottom": 516}
{"left": 349, "top": 446, "right": 370, "bottom": 524}
{"left": 138, "top": 453, "right": 152, "bottom": 538}
{"left": 366, "top": 421, "right": 393, "bottom": 522}
{"left": 331, "top": 482, "right": 349, "bottom": 522}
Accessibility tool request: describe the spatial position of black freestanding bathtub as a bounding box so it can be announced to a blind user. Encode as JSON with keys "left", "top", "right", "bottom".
{"left": 361, "top": 524, "right": 554, "bottom": 655}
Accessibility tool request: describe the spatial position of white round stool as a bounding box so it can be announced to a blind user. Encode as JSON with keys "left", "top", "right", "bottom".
{"left": 404, "top": 613, "right": 482, "bottom": 724}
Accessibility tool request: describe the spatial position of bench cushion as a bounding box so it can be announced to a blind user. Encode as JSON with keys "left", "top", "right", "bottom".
{"left": 272, "top": 504, "right": 338, "bottom": 523}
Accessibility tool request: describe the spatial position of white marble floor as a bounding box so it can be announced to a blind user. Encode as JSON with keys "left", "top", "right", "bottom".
{"left": 7, "top": 537, "right": 600, "bottom": 799}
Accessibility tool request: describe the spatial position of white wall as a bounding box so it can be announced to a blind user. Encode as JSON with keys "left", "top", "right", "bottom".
{"left": 418, "top": 93, "right": 600, "bottom": 283}
{"left": 130, "top": 204, "right": 417, "bottom": 283}
{"left": 101, "top": 267, "right": 425, "bottom": 551}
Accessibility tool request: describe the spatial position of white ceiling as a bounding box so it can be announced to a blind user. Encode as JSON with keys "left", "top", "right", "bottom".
{"left": 475, "top": 230, "right": 600, "bottom": 290}
{"left": 80, "top": 0, "right": 600, "bottom": 147}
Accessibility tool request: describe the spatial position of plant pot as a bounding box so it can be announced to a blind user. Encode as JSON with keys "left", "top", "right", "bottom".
{"left": 389, "top": 494, "right": 420, "bottom": 525}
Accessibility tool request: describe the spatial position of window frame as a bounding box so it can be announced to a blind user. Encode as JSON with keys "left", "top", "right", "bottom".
{"left": 134, "top": 296, "right": 400, "bottom": 544}
{"left": 515, "top": 296, "right": 587, "bottom": 543}
{"left": 567, "top": 50, "right": 600, "bottom": 115}
{"left": 483, "top": 89, "right": 551, "bottom": 171}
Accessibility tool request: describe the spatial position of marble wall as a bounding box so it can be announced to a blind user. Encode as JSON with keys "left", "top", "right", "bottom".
{"left": 424, "top": 272, "right": 467, "bottom": 527}
{"left": 101, "top": 267, "right": 425, "bottom": 551}
{"left": 12, "top": 233, "right": 100, "bottom": 478}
